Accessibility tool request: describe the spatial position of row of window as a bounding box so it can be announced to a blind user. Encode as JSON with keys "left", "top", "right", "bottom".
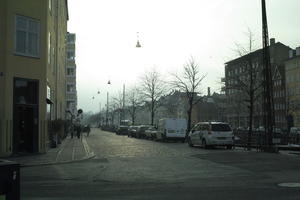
{"left": 275, "top": 115, "right": 286, "bottom": 123}
{"left": 288, "top": 86, "right": 300, "bottom": 96}
{"left": 15, "top": 14, "right": 71, "bottom": 62}
{"left": 274, "top": 103, "right": 285, "bottom": 111}
{"left": 286, "top": 72, "right": 300, "bottom": 83}
{"left": 274, "top": 90, "right": 285, "bottom": 98}
{"left": 227, "top": 62, "right": 260, "bottom": 76}
{"left": 273, "top": 79, "right": 282, "bottom": 86}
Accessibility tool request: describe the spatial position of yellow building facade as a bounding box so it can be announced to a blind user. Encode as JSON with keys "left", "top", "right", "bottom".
{"left": 0, "top": 0, "right": 68, "bottom": 157}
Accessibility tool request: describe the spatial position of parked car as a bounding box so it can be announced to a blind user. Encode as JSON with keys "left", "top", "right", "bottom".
{"left": 144, "top": 126, "right": 157, "bottom": 139}
{"left": 116, "top": 119, "right": 131, "bottom": 135}
{"left": 155, "top": 118, "right": 187, "bottom": 142}
{"left": 136, "top": 125, "right": 153, "bottom": 138}
{"left": 128, "top": 125, "right": 139, "bottom": 137}
{"left": 187, "top": 122, "right": 234, "bottom": 149}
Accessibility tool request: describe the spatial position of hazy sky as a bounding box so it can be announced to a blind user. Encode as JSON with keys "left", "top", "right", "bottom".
{"left": 67, "top": 0, "right": 300, "bottom": 113}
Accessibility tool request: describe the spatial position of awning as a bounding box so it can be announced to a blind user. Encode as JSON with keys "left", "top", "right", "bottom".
{"left": 46, "top": 98, "right": 54, "bottom": 105}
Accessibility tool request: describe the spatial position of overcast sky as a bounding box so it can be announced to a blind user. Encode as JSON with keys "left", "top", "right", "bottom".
{"left": 67, "top": 0, "right": 300, "bottom": 113}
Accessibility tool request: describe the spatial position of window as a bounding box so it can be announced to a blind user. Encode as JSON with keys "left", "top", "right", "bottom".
{"left": 67, "top": 101, "right": 75, "bottom": 110}
{"left": 67, "top": 34, "right": 75, "bottom": 43}
{"left": 49, "top": 0, "right": 52, "bottom": 13}
{"left": 67, "top": 51, "right": 75, "bottom": 60}
{"left": 67, "top": 84, "right": 75, "bottom": 93}
{"left": 211, "top": 124, "right": 231, "bottom": 131}
{"left": 67, "top": 68, "right": 75, "bottom": 76}
{"left": 15, "top": 15, "right": 40, "bottom": 57}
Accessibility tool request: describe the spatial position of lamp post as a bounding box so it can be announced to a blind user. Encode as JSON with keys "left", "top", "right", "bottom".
{"left": 106, "top": 80, "right": 111, "bottom": 126}
{"left": 106, "top": 91, "right": 109, "bottom": 126}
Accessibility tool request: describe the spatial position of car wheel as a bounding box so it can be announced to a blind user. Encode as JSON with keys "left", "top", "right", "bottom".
{"left": 202, "top": 139, "right": 208, "bottom": 149}
{"left": 188, "top": 137, "right": 193, "bottom": 147}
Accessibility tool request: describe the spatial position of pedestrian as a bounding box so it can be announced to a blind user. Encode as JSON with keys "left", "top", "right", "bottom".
{"left": 70, "top": 114, "right": 75, "bottom": 139}
{"left": 86, "top": 124, "right": 91, "bottom": 137}
{"left": 74, "top": 109, "right": 83, "bottom": 139}
{"left": 75, "top": 117, "right": 81, "bottom": 139}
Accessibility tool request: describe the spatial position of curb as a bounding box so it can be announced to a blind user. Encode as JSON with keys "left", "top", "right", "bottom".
{"left": 20, "top": 153, "right": 96, "bottom": 168}
{"left": 21, "top": 136, "right": 95, "bottom": 168}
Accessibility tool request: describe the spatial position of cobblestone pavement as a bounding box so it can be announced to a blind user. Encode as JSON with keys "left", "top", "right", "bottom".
{"left": 20, "top": 128, "right": 300, "bottom": 200}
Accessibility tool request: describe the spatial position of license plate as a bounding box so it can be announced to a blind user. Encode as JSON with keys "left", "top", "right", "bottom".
{"left": 217, "top": 137, "right": 226, "bottom": 140}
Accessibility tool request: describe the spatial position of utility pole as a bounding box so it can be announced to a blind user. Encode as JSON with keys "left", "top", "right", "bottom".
{"left": 261, "top": 0, "right": 275, "bottom": 151}
{"left": 122, "top": 84, "right": 125, "bottom": 121}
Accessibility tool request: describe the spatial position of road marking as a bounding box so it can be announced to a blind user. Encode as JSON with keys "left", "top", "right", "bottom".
{"left": 278, "top": 182, "right": 300, "bottom": 187}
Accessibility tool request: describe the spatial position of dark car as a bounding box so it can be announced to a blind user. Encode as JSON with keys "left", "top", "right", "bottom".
{"left": 128, "top": 125, "right": 138, "bottom": 137}
{"left": 116, "top": 126, "right": 129, "bottom": 135}
{"left": 136, "top": 125, "right": 152, "bottom": 138}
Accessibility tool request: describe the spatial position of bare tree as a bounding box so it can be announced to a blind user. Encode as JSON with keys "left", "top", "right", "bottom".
{"left": 111, "top": 92, "right": 123, "bottom": 125}
{"left": 126, "top": 86, "right": 141, "bottom": 125}
{"left": 139, "top": 68, "right": 166, "bottom": 125}
{"left": 170, "top": 57, "right": 206, "bottom": 135}
{"left": 226, "top": 29, "right": 262, "bottom": 149}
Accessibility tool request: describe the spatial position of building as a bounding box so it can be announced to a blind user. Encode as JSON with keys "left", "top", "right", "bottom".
{"left": 0, "top": 0, "right": 68, "bottom": 157}
{"left": 285, "top": 47, "right": 300, "bottom": 127}
{"left": 66, "top": 33, "right": 77, "bottom": 117}
{"left": 224, "top": 39, "right": 291, "bottom": 129}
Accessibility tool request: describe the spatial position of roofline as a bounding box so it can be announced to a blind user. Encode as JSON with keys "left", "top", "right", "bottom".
{"left": 225, "top": 42, "right": 292, "bottom": 65}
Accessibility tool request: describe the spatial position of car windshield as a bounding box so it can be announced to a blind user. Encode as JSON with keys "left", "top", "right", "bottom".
{"left": 211, "top": 124, "right": 231, "bottom": 131}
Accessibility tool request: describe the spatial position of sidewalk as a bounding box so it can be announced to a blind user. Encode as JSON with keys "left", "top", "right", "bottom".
{"left": 7, "top": 135, "right": 95, "bottom": 167}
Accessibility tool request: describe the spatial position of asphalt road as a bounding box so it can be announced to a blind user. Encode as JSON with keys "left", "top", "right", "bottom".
{"left": 21, "top": 128, "right": 300, "bottom": 200}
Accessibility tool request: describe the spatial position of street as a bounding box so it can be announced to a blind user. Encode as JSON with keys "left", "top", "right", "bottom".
{"left": 21, "top": 128, "right": 300, "bottom": 200}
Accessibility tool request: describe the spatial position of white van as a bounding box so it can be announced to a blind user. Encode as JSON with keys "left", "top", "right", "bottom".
{"left": 187, "top": 122, "right": 234, "bottom": 149}
{"left": 155, "top": 118, "right": 187, "bottom": 142}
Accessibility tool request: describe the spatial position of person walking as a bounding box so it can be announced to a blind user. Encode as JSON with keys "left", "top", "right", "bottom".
{"left": 86, "top": 124, "right": 91, "bottom": 137}
{"left": 74, "top": 109, "right": 83, "bottom": 139}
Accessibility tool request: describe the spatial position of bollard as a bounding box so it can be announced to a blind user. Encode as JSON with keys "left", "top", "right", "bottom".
{"left": 0, "top": 160, "right": 20, "bottom": 200}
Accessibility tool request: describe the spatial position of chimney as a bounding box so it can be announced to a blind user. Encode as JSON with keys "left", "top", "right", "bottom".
{"left": 270, "top": 38, "right": 275, "bottom": 45}
{"left": 207, "top": 87, "right": 211, "bottom": 96}
{"left": 296, "top": 47, "right": 300, "bottom": 56}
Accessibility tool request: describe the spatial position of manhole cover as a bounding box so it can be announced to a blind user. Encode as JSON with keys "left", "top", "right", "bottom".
{"left": 278, "top": 182, "right": 300, "bottom": 188}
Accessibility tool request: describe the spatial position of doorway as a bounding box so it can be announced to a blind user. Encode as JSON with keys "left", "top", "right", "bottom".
{"left": 13, "top": 78, "right": 39, "bottom": 154}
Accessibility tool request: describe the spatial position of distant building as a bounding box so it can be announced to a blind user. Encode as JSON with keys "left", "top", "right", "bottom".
{"left": 0, "top": 0, "right": 69, "bottom": 157}
{"left": 224, "top": 39, "right": 291, "bottom": 129}
{"left": 285, "top": 47, "right": 300, "bottom": 127}
{"left": 66, "top": 33, "right": 78, "bottom": 117}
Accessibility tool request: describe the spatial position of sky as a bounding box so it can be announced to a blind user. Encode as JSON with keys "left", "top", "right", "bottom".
{"left": 67, "top": 0, "right": 300, "bottom": 113}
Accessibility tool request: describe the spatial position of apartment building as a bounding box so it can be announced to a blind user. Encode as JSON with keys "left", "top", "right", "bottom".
{"left": 0, "top": 0, "right": 68, "bottom": 157}
{"left": 66, "top": 33, "right": 77, "bottom": 117}
{"left": 285, "top": 47, "right": 300, "bottom": 127}
{"left": 224, "top": 39, "right": 291, "bottom": 129}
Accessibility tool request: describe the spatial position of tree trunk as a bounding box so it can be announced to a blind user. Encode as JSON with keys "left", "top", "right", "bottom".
{"left": 247, "top": 97, "right": 254, "bottom": 150}
{"left": 151, "top": 101, "right": 155, "bottom": 126}
{"left": 186, "top": 97, "right": 193, "bottom": 137}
